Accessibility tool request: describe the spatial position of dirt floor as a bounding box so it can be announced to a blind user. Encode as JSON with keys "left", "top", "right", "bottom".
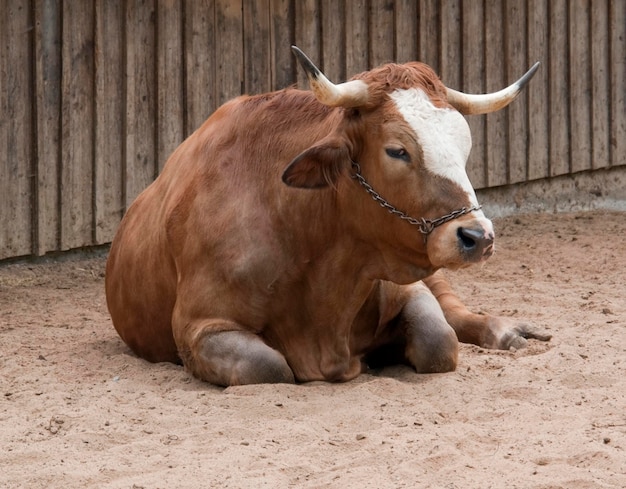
{"left": 1, "top": 210, "right": 625, "bottom": 489}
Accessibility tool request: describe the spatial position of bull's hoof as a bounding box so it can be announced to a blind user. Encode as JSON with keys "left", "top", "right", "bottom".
{"left": 406, "top": 326, "right": 459, "bottom": 374}
{"left": 484, "top": 317, "right": 552, "bottom": 350}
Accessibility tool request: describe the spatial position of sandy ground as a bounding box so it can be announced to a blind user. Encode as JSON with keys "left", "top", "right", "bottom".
{"left": 1, "top": 210, "right": 625, "bottom": 489}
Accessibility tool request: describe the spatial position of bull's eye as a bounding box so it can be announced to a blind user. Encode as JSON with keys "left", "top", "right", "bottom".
{"left": 385, "top": 147, "right": 410, "bottom": 163}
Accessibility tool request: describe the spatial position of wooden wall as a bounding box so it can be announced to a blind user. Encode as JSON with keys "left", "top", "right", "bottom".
{"left": 1, "top": 0, "right": 624, "bottom": 260}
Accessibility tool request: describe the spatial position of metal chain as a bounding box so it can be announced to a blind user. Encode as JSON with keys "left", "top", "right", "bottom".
{"left": 350, "top": 161, "right": 482, "bottom": 236}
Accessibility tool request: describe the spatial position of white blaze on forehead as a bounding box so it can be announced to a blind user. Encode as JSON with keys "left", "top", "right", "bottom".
{"left": 389, "top": 88, "right": 481, "bottom": 210}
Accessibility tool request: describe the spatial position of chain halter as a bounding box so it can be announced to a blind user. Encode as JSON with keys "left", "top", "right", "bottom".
{"left": 350, "top": 161, "right": 481, "bottom": 236}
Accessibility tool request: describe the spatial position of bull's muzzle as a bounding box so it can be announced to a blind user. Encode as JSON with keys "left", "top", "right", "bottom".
{"left": 457, "top": 226, "right": 495, "bottom": 262}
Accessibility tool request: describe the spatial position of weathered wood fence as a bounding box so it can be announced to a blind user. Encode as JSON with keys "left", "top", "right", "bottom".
{"left": 1, "top": 0, "right": 624, "bottom": 260}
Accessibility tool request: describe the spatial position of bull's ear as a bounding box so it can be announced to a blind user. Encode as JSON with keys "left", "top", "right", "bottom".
{"left": 282, "top": 138, "right": 349, "bottom": 189}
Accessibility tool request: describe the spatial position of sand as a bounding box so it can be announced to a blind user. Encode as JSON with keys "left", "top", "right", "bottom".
{"left": 1, "top": 211, "right": 625, "bottom": 488}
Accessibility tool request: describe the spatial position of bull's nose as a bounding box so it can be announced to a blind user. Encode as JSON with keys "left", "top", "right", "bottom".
{"left": 457, "top": 226, "right": 495, "bottom": 260}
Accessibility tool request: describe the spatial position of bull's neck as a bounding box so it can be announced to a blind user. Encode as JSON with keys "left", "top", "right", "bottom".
{"left": 277, "top": 184, "right": 434, "bottom": 287}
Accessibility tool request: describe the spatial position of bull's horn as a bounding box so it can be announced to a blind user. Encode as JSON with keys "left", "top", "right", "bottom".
{"left": 291, "top": 46, "right": 369, "bottom": 108}
{"left": 446, "top": 62, "right": 540, "bottom": 115}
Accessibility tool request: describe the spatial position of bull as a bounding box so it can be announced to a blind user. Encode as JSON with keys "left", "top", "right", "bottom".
{"left": 105, "top": 46, "right": 550, "bottom": 386}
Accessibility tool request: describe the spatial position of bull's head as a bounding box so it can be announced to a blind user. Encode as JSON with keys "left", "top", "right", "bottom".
{"left": 283, "top": 46, "right": 538, "bottom": 280}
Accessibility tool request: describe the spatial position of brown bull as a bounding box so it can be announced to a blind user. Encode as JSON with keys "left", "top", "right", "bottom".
{"left": 105, "top": 47, "right": 550, "bottom": 386}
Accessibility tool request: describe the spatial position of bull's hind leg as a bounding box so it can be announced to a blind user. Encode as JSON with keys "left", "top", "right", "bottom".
{"left": 175, "top": 320, "right": 295, "bottom": 386}
{"left": 423, "top": 271, "right": 552, "bottom": 350}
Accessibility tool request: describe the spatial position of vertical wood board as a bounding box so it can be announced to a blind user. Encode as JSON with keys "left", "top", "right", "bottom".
{"left": 345, "top": 0, "right": 368, "bottom": 76}
{"left": 215, "top": 0, "right": 243, "bottom": 105}
{"left": 590, "top": 0, "right": 610, "bottom": 170}
{"left": 527, "top": 0, "right": 550, "bottom": 181}
{"left": 34, "top": 0, "right": 61, "bottom": 254}
{"left": 569, "top": 0, "right": 592, "bottom": 173}
{"left": 418, "top": 0, "right": 440, "bottom": 71}
{"left": 548, "top": 0, "right": 570, "bottom": 176}
{"left": 321, "top": 0, "right": 346, "bottom": 82}
{"left": 610, "top": 0, "right": 625, "bottom": 167}
{"left": 294, "top": 0, "right": 319, "bottom": 88}
{"left": 244, "top": 0, "right": 271, "bottom": 94}
{"left": 60, "top": 1, "right": 95, "bottom": 249}
{"left": 394, "top": 0, "right": 418, "bottom": 64}
{"left": 506, "top": 0, "right": 529, "bottom": 184}
{"left": 94, "top": 0, "right": 124, "bottom": 244}
{"left": 0, "top": 0, "right": 33, "bottom": 259}
{"left": 157, "top": 0, "right": 184, "bottom": 172}
{"left": 462, "top": 0, "right": 487, "bottom": 189}
{"left": 439, "top": 0, "right": 461, "bottom": 90}
{"left": 125, "top": 0, "right": 157, "bottom": 208}
{"left": 184, "top": 0, "right": 216, "bottom": 134}
{"left": 270, "top": 0, "right": 295, "bottom": 89}
{"left": 485, "top": 0, "right": 508, "bottom": 187}
{"left": 369, "top": 0, "right": 394, "bottom": 66}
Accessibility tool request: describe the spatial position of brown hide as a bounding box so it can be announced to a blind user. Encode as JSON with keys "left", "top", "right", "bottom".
{"left": 106, "top": 63, "right": 484, "bottom": 382}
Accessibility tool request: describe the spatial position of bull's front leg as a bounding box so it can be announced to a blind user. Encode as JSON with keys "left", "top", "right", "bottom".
{"left": 363, "top": 281, "right": 459, "bottom": 374}
{"left": 388, "top": 282, "right": 460, "bottom": 373}
{"left": 422, "top": 271, "right": 552, "bottom": 350}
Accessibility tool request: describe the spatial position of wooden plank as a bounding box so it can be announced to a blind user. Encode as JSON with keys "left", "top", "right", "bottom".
{"left": 294, "top": 0, "right": 320, "bottom": 88}
{"left": 369, "top": 0, "right": 394, "bottom": 66}
{"left": 418, "top": 0, "right": 440, "bottom": 71}
{"left": 527, "top": 0, "right": 550, "bottom": 181}
{"left": 244, "top": 0, "right": 271, "bottom": 94}
{"left": 569, "top": 0, "right": 592, "bottom": 173}
{"left": 484, "top": 0, "right": 508, "bottom": 187}
{"left": 34, "top": 0, "right": 61, "bottom": 254}
{"left": 548, "top": 0, "right": 569, "bottom": 176}
{"left": 60, "top": 0, "right": 95, "bottom": 249}
{"left": 0, "top": 0, "right": 33, "bottom": 259}
{"left": 345, "top": 0, "right": 368, "bottom": 75}
{"left": 184, "top": 0, "right": 216, "bottom": 134}
{"left": 8, "top": 0, "right": 624, "bottom": 261}
{"left": 94, "top": 0, "right": 124, "bottom": 245}
{"left": 610, "top": 0, "right": 625, "bottom": 167}
{"left": 270, "top": 0, "right": 295, "bottom": 89}
{"left": 439, "top": 0, "right": 461, "bottom": 89}
{"left": 157, "top": 0, "right": 184, "bottom": 172}
{"left": 394, "top": 0, "right": 418, "bottom": 63}
{"left": 590, "top": 0, "right": 609, "bottom": 170}
{"left": 506, "top": 0, "right": 528, "bottom": 184}
{"left": 125, "top": 0, "right": 157, "bottom": 208}
{"left": 462, "top": 0, "right": 487, "bottom": 189}
{"left": 216, "top": 0, "right": 243, "bottom": 104}
{"left": 321, "top": 0, "right": 345, "bottom": 82}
